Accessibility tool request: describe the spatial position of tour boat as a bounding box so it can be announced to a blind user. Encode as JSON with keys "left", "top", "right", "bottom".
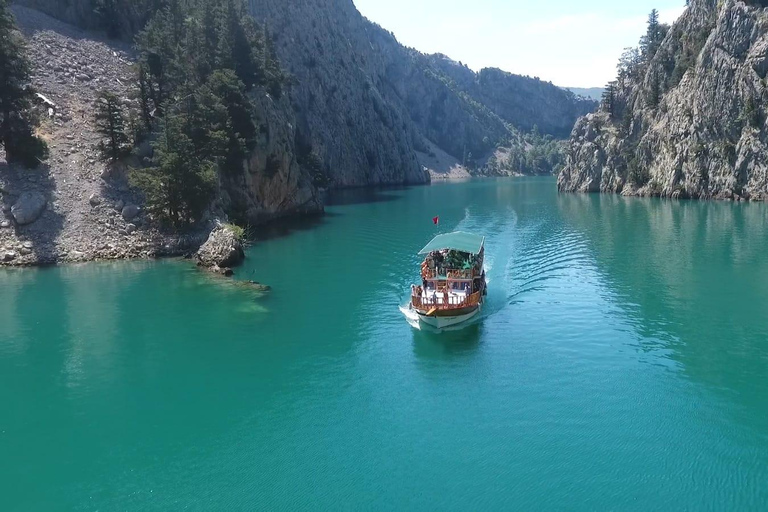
{"left": 401, "top": 231, "right": 487, "bottom": 330}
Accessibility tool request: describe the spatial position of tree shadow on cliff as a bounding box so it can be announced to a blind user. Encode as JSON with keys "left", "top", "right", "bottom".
{"left": 0, "top": 160, "right": 65, "bottom": 264}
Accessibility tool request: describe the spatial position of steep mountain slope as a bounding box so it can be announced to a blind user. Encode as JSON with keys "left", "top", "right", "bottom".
{"left": 429, "top": 56, "right": 597, "bottom": 137}
{"left": 559, "top": 0, "right": 768, "bottom": 201}
{"left": 247, "top": 0, "right": 500, "bottom": 185}
{"left": 247, "top": 0, "right": 594, "bottom": 182}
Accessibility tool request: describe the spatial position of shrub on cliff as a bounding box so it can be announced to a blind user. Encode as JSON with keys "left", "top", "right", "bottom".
{"left": 0, "top": 0, "right": 48, "bottom": 168}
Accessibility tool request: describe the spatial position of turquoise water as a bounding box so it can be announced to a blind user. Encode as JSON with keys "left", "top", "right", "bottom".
{"left": 3, "top": 177, "right": 768, "bottom": 510}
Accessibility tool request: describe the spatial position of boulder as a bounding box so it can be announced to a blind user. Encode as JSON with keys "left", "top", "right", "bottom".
{"left": 2, "top": 251, "right": 17, "bottom": 262}
{"left": 89, "top": 193, "right": 101, "bottom": 207}
{"left": 121, "top": 204, "right": 139, "bottom": 221}
{"left": 125, "top": 223, "right": 136, "bottom": 234}
{"left": 0, "top": 220, "right": 9, "bottom": 228}
{"left": 11, "top": 192, "right": 46, "bottom": 225}
{"left": 196, "top": 225, "right": 245, "bottom": 269}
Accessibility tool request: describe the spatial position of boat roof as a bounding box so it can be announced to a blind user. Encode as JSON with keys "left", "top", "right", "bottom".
{"left": 418, "top": 232, "right": 485, "bottom": 255}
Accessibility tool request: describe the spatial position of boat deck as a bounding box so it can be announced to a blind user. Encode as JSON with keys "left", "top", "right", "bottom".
{"left": 419, "top": 290, "right": 469, "bottom": 306}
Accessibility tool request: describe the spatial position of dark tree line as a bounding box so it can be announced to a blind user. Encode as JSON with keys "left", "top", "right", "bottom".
{"left": 94, "top": 0, "right": 289, "bottom": 226}
{"left": 0, "top": 0, "right": 48, "bottom": 168}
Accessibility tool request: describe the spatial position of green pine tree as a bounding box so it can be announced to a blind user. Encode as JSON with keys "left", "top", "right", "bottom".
{"left": 129, "top": 0, "right": 291, "bottom": 225}
{"left": 94, "top": 90, "right": 130, "bottom": 161}
{"left": 602, "top": 81, "right": 617, "bottom": 117}
{"left": 640, "top": 9, "right": 665, "bottom": 63}
{"left": 0, "top": 0, "right": 48, "bottom": 168}
{"left": 131, "top": 114, "right": 217, "bottom": 226}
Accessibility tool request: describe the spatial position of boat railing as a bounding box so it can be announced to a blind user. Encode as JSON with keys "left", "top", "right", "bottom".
{"left": 412, "top": 290, "right": 482, "bottom": 311}
{"left": 420, "top": 268, "right": 476, "bottom": 280}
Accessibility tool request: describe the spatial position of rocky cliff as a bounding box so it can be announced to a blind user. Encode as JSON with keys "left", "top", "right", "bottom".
{"left": 559, "top": 0, "right": 768, "bottom": 201}
{"left": 247, "top": 0, "right": 594, "bottom": 181}
{"left": 16, "top": 0, "right": 594, "bottom": 186}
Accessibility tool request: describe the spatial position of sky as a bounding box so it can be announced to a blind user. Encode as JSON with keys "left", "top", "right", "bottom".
{"left": 353, "top": 0, "right": 686, "bottom": 88}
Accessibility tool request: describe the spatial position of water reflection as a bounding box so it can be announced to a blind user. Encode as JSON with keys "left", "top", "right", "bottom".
{"left": 324, "top": 185, "right": 412, "bottom": 207}
{"left": 559, "top": 192, "right": 768, "bottom": 429}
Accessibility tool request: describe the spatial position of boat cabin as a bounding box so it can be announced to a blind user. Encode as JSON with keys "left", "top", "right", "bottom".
{"left": 412, "top": 232, "right": 485, "bottom": 310}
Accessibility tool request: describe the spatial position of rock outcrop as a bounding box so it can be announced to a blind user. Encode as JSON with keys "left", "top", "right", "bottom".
{"left": 196, "top": 225, "right": 245, "bottom": 274}
{"left": 220, "top": 92, "right": 322, "bottom": 224}
{"left": 560, "top": 0, "right": 768, "bottom": 201}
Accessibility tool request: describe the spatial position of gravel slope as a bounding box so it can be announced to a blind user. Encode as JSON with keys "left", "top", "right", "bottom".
{"left": 0, "top": 6, "right": 208, "bottom": 266}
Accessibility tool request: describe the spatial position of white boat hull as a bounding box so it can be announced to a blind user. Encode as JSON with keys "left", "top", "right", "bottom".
{"left": 400, "top": 303, "right": 482, "bottom": 331}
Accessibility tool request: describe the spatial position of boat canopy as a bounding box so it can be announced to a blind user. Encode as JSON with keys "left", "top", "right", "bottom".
{"left": 418, "top": 232, "right": 485, "bottom": 256}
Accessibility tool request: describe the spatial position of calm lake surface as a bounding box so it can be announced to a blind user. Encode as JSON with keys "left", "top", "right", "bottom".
{"left": 3, "top": 177, "right": 768, "bottom": 510}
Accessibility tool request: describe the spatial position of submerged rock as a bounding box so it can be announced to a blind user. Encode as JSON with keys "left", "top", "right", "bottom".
{"left": 245, "top": 281, "right": 271, "bottom": 292}
{"left": 196, "top": 225, "right": 245, "bottom": 271}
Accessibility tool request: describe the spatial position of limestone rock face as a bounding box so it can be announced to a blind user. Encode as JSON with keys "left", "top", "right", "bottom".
{"left": 196, "top": 225, "right": 245, "bottom": 269}
{"left": 560, "top": 0, "right": 768, "bottom": 200}
{"left": 220, "top": 92, "right": 323, "bottom": 224}
{"left": 11, "top": 191, "right": 46, "bottom": 225}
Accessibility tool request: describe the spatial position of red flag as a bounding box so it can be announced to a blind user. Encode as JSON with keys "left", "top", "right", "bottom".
{"left": 432, "top": 216, "right": 439, "bottom": 225}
